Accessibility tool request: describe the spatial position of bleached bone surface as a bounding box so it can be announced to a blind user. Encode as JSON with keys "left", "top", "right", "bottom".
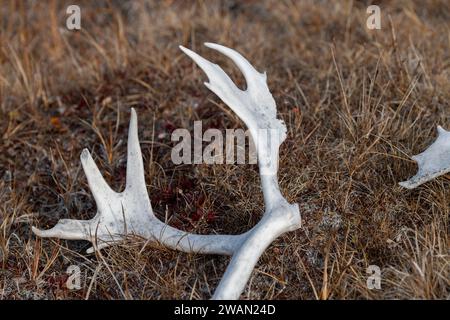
{"left": 33, "top": 43, "right": 301, "bottom": 300}
{"left": 399, "top": 126, "right": 450, "bottom": 189}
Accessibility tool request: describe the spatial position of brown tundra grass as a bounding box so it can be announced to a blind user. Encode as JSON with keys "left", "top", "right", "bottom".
{"left": 0, "top": 0, "right": 449, "bottom": 299}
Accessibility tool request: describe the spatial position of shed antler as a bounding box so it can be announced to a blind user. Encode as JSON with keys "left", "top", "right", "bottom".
{"left": 33, "top": 43, "right": 301, "bottom": 300}
{"left": 400, "top": 126, "right": 450, "bottom": 189}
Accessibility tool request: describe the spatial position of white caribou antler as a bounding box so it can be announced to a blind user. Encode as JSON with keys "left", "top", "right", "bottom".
{"left": 399, "top": 126, "right": 450, "bottom": 189}
{"left": 32, "top": 43, "right": 301, "bottom": 300}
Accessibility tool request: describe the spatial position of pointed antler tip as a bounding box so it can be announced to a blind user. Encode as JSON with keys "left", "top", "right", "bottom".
{"left": 31, "top": 225, "right": 61, "bottom": 238}
{"left": 31, "top": 226, "right": 43, "bottom": 236}
{"left": 398, "top": 181, "right": 415, "bottom": 189}
{"left": 129, "top": 109, "right": 138, "bottom": 132}
{"left": 179, "top": 45, "right": 202, "bottom": 62}
{"left": 204, "top": 42, "right": 231, "bottom": 52}
{"left": 80, "top": 148, "right": 90, "bottom": 161}
{"left": 179, "top": 45, "right": 190, "bottom": 54}
{"left": 130, "top": 107, "right": 137, "bottom": 120}
{"left": 129, "top": 108, "right": 138, "bottom": 130}
{"left": 437, "top": 125, "right": 447, "bottom": 135}
{"left": 398, "top": 181, "right": 407, "bottom": 188}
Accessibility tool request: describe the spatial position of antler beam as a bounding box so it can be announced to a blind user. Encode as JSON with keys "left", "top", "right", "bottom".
{"left": 33, "top": 43, "right": 301, "bottom": 300}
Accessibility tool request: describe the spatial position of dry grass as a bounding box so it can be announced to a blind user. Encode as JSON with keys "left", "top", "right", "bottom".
{"left": 0, "top": 0, "right": 449, "bottom": 299}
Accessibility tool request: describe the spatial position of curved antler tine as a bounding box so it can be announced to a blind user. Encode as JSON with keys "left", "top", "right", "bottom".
{"left": 32, "top": 219, "right": 90, "bottom": 240}
{"left": 125, "top": 108, "right": 147, "bottom": 194}
{"left": 437, "top": 125, "right": 448, "bottom": 135}
{"left": 179, "top": 45, "right": 250, "bottom": 119}
{"left": 178, "top": 45, "right": 231, "bottom": 82}
{"left": 80, "top": 149, "right": 116, "bottom": 208}
{"left": 179, "top": 45, "right": 235, "bottom": 90}
{"left": 204, "top": 42, "right": 267, "bottom": 92}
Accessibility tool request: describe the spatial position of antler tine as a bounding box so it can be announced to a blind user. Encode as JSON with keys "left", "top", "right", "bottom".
{"left": 80, "top": 148, "right": 117, "bottom": 212}
{"left": 125, "top": 108, "right": 148, "bottom": 195}
{"left": 32, "top": 219, "right": 90, "bottom": 240}
{"left": 179, "top": 45, "right": 253, "bottom": 128}
{"left": 399, "top": 125, "right": 450, "bottom": 189}
{"left": 204, "top": 42, "right": 268, "bottom": 94}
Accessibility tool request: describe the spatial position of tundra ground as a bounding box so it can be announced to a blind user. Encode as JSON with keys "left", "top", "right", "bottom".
{"left": 0, "top": 0, "right": 449, "bottom": 299}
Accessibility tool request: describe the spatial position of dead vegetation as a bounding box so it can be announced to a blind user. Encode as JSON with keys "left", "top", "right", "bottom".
{"left": 0, "top": 0, "right": 449, "bottom": 299}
